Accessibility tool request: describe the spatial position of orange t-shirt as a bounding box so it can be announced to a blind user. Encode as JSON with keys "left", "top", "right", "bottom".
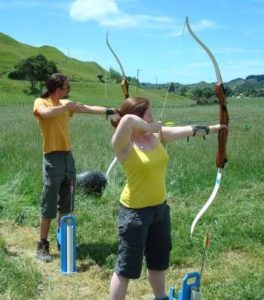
{"left": 33, "top": 98, "right": 73, "bottom": 153}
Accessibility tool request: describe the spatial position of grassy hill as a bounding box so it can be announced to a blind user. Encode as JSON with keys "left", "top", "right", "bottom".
{"left": 0, "top": 32, "right": 191, "bottom": 109}
{"left": 1, "top": 31, "right": 264, "bottom": 100}
{"left": 0, "top": 32, "right": 105, "bottom": 82}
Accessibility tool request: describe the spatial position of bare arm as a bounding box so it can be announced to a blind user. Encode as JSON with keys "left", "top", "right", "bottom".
{"left": 112, "top": 114, "right": 161, "bottom": 158}
{"left": 161, "top": 124, "right": 225, "bottom": 144}
{"left": 36, "top": 101, "right": 114, "bottom": 118}
{"left": 74, "top": 104, "right": 109, "bottom": 114}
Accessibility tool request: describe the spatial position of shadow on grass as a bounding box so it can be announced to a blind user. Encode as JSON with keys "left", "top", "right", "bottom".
{"left": 77, "top": 241, "right": 117, "bottom": 268}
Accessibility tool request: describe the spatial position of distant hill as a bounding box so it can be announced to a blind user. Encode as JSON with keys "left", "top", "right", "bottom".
{"left": 225, "top": 75, "right": 264, "bottom": 96}
{"left": 0, "top": 32, "right": 264, "bottom": 97}
{"left": 143, "top": 76, "right": 264, "bottom": 97}
{"left": 0, "top": 32, "right": 105, "bottom": 82}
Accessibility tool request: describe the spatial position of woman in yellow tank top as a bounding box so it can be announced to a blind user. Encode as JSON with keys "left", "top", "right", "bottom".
{"left": 109, "top": 97, "right": 226, "bottom": 300}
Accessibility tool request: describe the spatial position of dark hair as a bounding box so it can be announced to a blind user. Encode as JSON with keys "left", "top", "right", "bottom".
{"left": 41, "top": 73, "right": 68, "bottom": 98}
{"left": 111, "top": 97, "right": 150, "bottom": 128}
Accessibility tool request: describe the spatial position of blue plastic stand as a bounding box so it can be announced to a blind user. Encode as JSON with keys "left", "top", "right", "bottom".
{"left": 177, "top": 272, "right": 200, "bottom": 300}
{"left": 58, "top": 215, "right": 77, "bottom": 274}
{"left": 169, "top": 287, "right": 176, "bottom": 299}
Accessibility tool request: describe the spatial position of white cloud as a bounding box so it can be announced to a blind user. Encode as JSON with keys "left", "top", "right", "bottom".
{"left": 70, "top": 0, "right": 119, "bottom": 21}
{"left": 69, "top": 0, "right": 174, "bottom": 29}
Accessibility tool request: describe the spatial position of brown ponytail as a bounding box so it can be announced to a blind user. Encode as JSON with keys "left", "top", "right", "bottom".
{"left": 110, "top": 97, "right": 150, "bottom": 128}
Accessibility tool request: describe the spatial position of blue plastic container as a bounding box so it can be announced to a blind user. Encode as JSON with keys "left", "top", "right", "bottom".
{"left": 177, "top": 272, "right": 201, "bottom": 300}
{"left": 58, "top": 215, "right": 77, "bottom": 274}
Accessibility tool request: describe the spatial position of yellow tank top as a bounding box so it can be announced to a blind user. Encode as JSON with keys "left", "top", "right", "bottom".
{"left": 33, "top": 98, "right": 73, "bottom": 154}
{"left": 120, "top": 142, "right": 169, "bottom": 208}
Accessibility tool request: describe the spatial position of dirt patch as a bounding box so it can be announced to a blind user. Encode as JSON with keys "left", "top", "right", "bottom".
{"left": 0, "top": 220, "right": 197, "bottom": 299}
{"left": 0, "top": 221, "right": 110, "bottom": 299}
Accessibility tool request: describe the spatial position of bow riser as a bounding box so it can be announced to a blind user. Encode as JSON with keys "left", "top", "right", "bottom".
{"left": 121, "top": 79, "right": 129, "bottom": 99}
{"left": 215, "top": 84, "right": 226, "bottom": 103}
{"left": 215, "top": 84, "right": 229, "bottom": 169}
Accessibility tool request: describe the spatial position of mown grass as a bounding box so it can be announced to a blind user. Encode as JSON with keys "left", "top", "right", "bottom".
{"left": 0, "top": 80, "right": 264, "bottom": 299}
{"left": 0, "top": 232, "right": 42, "bottom": 300}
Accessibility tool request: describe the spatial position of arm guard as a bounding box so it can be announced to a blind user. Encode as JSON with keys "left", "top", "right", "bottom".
{"left": 106, "top": 108, "right": 116, "bottom": 119}
{"left": 192, "top": 125, "right": 210, "bottom": 136}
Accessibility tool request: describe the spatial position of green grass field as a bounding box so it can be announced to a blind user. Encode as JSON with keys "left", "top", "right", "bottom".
{"left": 0, "top": 79, "right": 264, "bottom": 299}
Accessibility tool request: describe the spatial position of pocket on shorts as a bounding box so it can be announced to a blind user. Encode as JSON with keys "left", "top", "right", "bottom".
{"left": 42, "top": 157, "right": 61, "bottom": 186}
{"left": 118, "top": 206, "right": 143, "bottom": 248}
{"left": 119, "top": 207, "right": 136, "bottom": 233}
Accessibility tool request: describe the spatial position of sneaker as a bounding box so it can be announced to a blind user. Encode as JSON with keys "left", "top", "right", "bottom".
{"left": 36, "top": 241, "right": 52, "bottom": 262}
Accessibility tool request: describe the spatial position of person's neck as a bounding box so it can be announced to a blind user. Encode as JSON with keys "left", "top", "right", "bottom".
{"left": 49, "top": 93, "right": 61, "bottom": 105}
{"left": 132, "top": 131, "right": 151, "bottom": 150}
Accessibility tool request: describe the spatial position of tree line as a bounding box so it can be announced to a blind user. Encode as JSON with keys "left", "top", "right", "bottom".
{"left": 8, "top": 54, "right": 264, "bottom": 102}
{"left": 8, "top": 55, "right": 139, "bottom": 94}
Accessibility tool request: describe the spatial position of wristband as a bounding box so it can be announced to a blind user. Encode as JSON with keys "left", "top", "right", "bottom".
{"left": 192, "top": 125, "right": 210, "bottom": 136}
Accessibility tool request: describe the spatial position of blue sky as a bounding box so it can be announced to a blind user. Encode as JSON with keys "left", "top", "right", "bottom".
{"left": 0, "top": 0, "right": 263, "bottom": 84}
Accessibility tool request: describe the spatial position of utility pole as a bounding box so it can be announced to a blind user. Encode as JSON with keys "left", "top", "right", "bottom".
{"left": 105, "top": 69, "right": 108, "bottom": 100}
{"left": 135, "top": 69, "right": 141, "bottom": 92}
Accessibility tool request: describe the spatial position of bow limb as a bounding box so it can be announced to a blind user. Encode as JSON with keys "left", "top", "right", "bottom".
{"left": 185, "top": 17, "right": 222, "bottom": 84}
{"left": 106, "top": 32, "right": 129, "bottom": 99}
{"left": 105, "top": 33, "right": 130, "bottom": 179}
{"left": 190, "top": 169, "right": 222, "bottom": 235}
{"left": 185, "top": 17, "right": 229, "bottom": 235}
